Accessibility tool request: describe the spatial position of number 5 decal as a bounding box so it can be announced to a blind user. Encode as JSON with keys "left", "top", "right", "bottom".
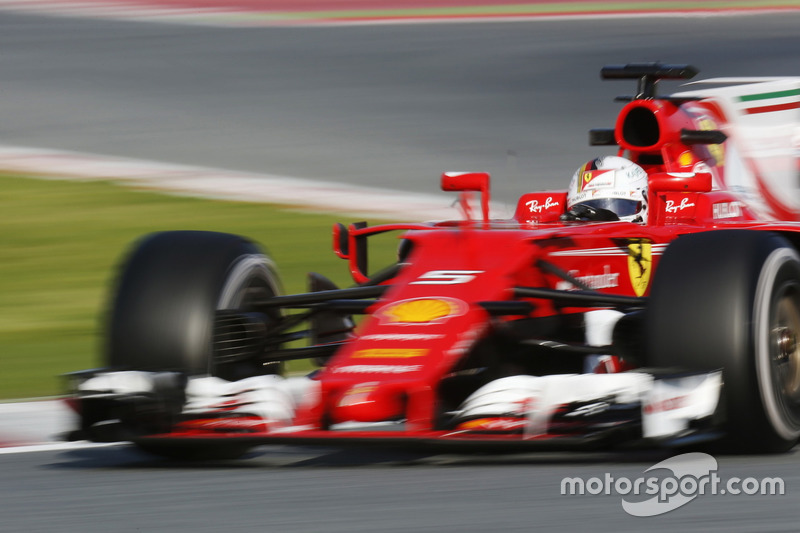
{"left": 410, "top": 270, "right": 484, "bottom": 285}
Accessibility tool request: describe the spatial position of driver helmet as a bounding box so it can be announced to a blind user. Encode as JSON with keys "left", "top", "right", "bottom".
{"left": 566, "top": 156, "right": 649, "bottom": 223}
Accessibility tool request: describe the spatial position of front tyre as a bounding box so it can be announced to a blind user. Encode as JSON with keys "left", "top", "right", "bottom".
{"left": 647, "top": 230, "right": 800, "bottom": 453}
{"left": 106, "top": 231, "right": 283, "bottom": 380}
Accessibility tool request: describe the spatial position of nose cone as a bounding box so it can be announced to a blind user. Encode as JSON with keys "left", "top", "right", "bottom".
{"left": 332, "top": 382, "right": 404, "bottom": 423}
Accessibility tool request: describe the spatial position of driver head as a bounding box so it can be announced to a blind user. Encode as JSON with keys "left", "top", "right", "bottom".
{"left": 566, "top": 156, "right": 648, "bottom": 223}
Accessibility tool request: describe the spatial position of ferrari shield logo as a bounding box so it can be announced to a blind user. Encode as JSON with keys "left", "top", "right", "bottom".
{"left": 627, "top": 241, "right": 652, "bottom": 297}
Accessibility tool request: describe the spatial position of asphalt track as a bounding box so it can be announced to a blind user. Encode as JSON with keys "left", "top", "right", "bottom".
{"left": 0, "top": 444, "right": 798, "bottom": 531}
{"left": 3, "top": 8, "right": 800, "bottom": 532}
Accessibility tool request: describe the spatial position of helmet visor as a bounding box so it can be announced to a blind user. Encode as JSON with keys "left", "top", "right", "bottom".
{"left": 576, "top": 198, "right": 642, "bottom": 218}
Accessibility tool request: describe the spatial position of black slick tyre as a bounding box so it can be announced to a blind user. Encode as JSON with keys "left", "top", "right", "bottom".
{"left": 646, "top": 230, "right": 800, "bottom": 453}
{"left": 106, "top": 230, "right": 283, "bottom": 380}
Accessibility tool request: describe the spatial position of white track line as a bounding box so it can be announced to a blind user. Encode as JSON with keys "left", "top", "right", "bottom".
{"left": 0, "top": 441, "right": 122, "bottom": 455}
{"left": 0, "top": 144, "right": 487, "bottom": 221}
{"left": 0, "top": 399, "right": 75, "bottom": 449}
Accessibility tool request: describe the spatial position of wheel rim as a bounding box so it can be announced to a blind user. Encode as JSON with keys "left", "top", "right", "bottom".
{"left": 757, "top": 248, "right": 800, "bottom": 442}
{"left": 771, "top": 285, "right": 800, "bottom": 409}
{"left": 214, "top": 254, "right": 283, "bottom": 378}
{"left": 218, "top": 254, "right": 280, "bottom": 310}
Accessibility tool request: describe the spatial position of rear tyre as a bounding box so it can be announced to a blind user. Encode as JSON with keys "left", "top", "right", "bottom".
{"left": 107, "top": 230, "right": 283, "bottom": 379}
{"left": 647, "top": 230, "right": 800, "bottom": 453}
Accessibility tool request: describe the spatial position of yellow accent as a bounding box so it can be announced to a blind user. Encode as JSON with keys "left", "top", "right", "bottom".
{"left": 455, "top": 417, "right": 525, "bottom": 431}
{"left": 579, "top": 171, "right": 593, "bottom": 192}
{"left": 458, "top": 418, "right": 494, "bottom": 430}
{"left": 383, "top": 298, "right": 454, "bottom": 323}
{"left": 627, "top": 241, "right": 652, "bottom": 297}
{"left": 678, "top": 151, "right": 695, "bottom": 167}
{"left": 345, "top": 385, "right": 376, "bottom": 395}
{"left": 353, "top": 348, "right": 428, "bottom": 359}
{"left": 696, "top": 117, "right": 725, "bottom": 166}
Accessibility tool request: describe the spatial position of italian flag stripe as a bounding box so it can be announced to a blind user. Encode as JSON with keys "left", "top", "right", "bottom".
{"left": 739, "top": 88, "right": 800, "bottom": 102}
{"left": 743, "top": 101, "right": 800, "bottom": 115}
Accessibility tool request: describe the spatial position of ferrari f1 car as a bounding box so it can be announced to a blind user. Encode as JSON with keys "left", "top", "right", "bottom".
{"left": 68, "top": 63, "right": 800, "bottom": 458}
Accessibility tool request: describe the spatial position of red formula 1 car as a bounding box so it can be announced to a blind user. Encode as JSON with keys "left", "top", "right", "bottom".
{"left": 68, "top": 64, "right": 800, "bottom": 458}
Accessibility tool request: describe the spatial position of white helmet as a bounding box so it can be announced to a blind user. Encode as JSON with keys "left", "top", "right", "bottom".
{"left": 566, "top": 156, "right": 648, "bottom": 223}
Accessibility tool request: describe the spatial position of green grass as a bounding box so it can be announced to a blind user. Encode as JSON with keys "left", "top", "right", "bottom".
{"left": 0, "top": 174, "right": 400, "bottom": 400}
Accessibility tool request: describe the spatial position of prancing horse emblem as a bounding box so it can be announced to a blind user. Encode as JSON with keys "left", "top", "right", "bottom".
{"left": 627, "top": 241, "right": 652, "bottom": 297}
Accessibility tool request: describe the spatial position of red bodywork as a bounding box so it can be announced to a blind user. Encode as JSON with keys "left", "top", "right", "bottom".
{"left": 74, "top": 66, "right": 800, "bottom": 452}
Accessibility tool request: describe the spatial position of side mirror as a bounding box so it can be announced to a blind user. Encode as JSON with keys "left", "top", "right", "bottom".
{"left": 441, "top": 172, "right": 489, "bottom": 194}
{"left": 441, "top": 172, "right": 491, "bottom": 222}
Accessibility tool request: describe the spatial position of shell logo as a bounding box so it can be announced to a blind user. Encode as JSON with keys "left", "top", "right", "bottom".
{"left": 378, "top": 297, "right": 466, "bottom": 326}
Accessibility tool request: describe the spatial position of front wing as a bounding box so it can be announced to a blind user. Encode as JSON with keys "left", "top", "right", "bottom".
{"left": 69, "top": 370, "right": 724, "bottom": 452}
